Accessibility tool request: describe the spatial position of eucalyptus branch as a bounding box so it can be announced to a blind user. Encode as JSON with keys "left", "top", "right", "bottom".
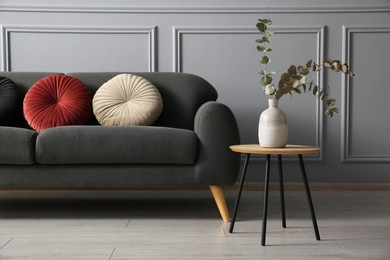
{"left": 256, "top": 18, "right": 354, "bottom": 117}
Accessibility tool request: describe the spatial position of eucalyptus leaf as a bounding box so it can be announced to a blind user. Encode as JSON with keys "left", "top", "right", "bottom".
{"left": 325, "top": 109, "right": 333, "bottom": 117}
{"left": 313, "top": 85, "right": 318, "bottom": 95}
{"left": 300, "top": 76, "right": 307, "bottom": 85}
{"left": 258, "top": 18, "right": 272, "bottom": 25}
{"left": 262, "top": 36, "right": 270, "bottom": 43}
{"left": 342, "top": 63, "right": 349, "bottom": 73}
{"left": 313, "top": 62, "right": 320, "bottom": 71}
{"left": 256, "top": 22, "right": 267, "bottom": 32}
{"left": 293, "top": 88, "right": 302, "bottom": 94}
{"left": 278, "top": 80, "right": 284, "bottom": 89}
{"left": 256, "top": 38, "right": 265, "bottom": 43}
{"left": 260, "top": 56, "right": 271, "bottom": 64}
{"left": 284, "top": 84, "right": 293, "bottom": 93}
{"left": 300, "top": 67, "right": 310, "bottom": 75}
{"left": 257, "top": 46, "right": 272, "bottom": 53}
{"left": 328, "top": 98, "right": 336, "bottom": 105}
{"left": 324, "top": 59, "right": 332, "bottom": 68}
{"left": 264, "top": 84, "right": 276, "bottom": 95}
{"left": 257, "top": 46, "right": 265, "bottom": 52}
{"left": 331, "top": 62, "right": 340, "bottom": 72}
{"left": 264, "top": 30, "right": 274, "bottom": 37}
{"left": 288, "top": 65, "right": 297, "bottom": 75}
{"left": 259, "top": 70, "right": 275, "bottom": 75}
{"left": 261, "top": 75, "right": 273, "bottom": 86}
{"left": 291, "top": 79, "right": 300, "bottom": 89}
{"left": 280, "top": 73, "right": 290, "bottom": 82}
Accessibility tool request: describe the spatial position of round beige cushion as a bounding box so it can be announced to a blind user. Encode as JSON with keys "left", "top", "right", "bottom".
{"left": 93, "top": 74, "right": 163, "bottom": 126}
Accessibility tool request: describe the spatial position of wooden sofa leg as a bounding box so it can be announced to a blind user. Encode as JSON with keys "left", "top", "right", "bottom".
{"left": 209, "top": 186, "right": 231, "bottom": 222}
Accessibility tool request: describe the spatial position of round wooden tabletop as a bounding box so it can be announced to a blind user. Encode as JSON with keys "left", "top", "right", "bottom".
{"left": 230, "top": 144, "right": 320, "bottom": 155}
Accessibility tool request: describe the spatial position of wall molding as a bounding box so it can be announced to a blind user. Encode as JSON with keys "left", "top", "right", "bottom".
{"left": 341, "top": 25, "right": 390, "bottom": 163}
{"left": 0, "top": 4, "right": 389, "bottom": 14}
{"left": 173, "top": 27, "right": 259, "bottom": 73}
{"left": 173, "top": 26, "right": 325, "bottom": 161}
{"left": 1, "top": 25, "right": 157, "bottom": 72}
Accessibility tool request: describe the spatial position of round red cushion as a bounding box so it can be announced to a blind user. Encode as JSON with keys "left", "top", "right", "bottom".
{"left": 23, "top": 74, "right": 92, "bottom": 132}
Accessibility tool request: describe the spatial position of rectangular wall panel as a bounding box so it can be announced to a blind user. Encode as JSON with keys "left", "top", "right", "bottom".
{"left": 2, "top": 26, "right": 156, "bottom": 72}
{"left": 174, "top": 26, "right": 324, "bottom": 160}
{"left": 342, "top": 26, "right": 390, "bottom": 162}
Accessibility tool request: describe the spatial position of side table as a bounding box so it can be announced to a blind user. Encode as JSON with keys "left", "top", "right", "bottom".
{"left": 229, "top": 144, "right": 321, "bottom": 246}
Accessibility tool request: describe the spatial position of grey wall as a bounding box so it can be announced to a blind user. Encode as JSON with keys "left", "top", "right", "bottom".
{"left": 1, "top": 0, "right": 389, "bottom": 183}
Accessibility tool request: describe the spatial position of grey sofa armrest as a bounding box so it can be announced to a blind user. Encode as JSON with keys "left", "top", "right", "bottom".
{"left": 194, "top": 101, "right": 241, "bottom": 186}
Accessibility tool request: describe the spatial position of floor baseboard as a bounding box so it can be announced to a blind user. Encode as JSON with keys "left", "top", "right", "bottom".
{"left": 232, "top": 182, "right": 390, "bottom": 191}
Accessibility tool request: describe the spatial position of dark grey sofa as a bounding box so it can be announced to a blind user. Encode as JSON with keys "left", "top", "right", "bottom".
{"left": 0, "top": 72, "right": 240, "bottom": 222}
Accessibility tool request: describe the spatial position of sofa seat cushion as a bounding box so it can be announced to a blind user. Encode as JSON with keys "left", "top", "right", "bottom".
{"left": 0, "top": 127, "right": 38, "bottom": 165}
{"left": 36, "top": 126, "right": 198, "bottom": 165}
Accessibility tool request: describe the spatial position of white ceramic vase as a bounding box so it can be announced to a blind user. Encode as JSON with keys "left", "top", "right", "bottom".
{"left": 258, "top": 99, "right": 288, "bottom": 148}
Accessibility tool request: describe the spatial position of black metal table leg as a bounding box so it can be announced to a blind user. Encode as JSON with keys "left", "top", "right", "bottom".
{"left": 229, "top": 154, "right": 251, "bottom": 233}
{"left": 261, "top": 154, "right": 271, "bottom": 246}
{"left": 277, "top": 155, "right": 286, "bottom": 228}
{"left": 298, "top": 154, "right": 321, "bottom": 241}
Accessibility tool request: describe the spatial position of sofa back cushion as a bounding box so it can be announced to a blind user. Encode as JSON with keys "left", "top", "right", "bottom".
{"left": 0, "top": 72, "right": 218, "bottom": 131}
{"left": 68, "top": 72, "right": 218, "bottom": 130}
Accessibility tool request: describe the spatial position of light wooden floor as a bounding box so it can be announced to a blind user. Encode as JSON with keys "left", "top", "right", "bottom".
{"left": 0, "top": 188, "right": 389, "bottom": 259}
